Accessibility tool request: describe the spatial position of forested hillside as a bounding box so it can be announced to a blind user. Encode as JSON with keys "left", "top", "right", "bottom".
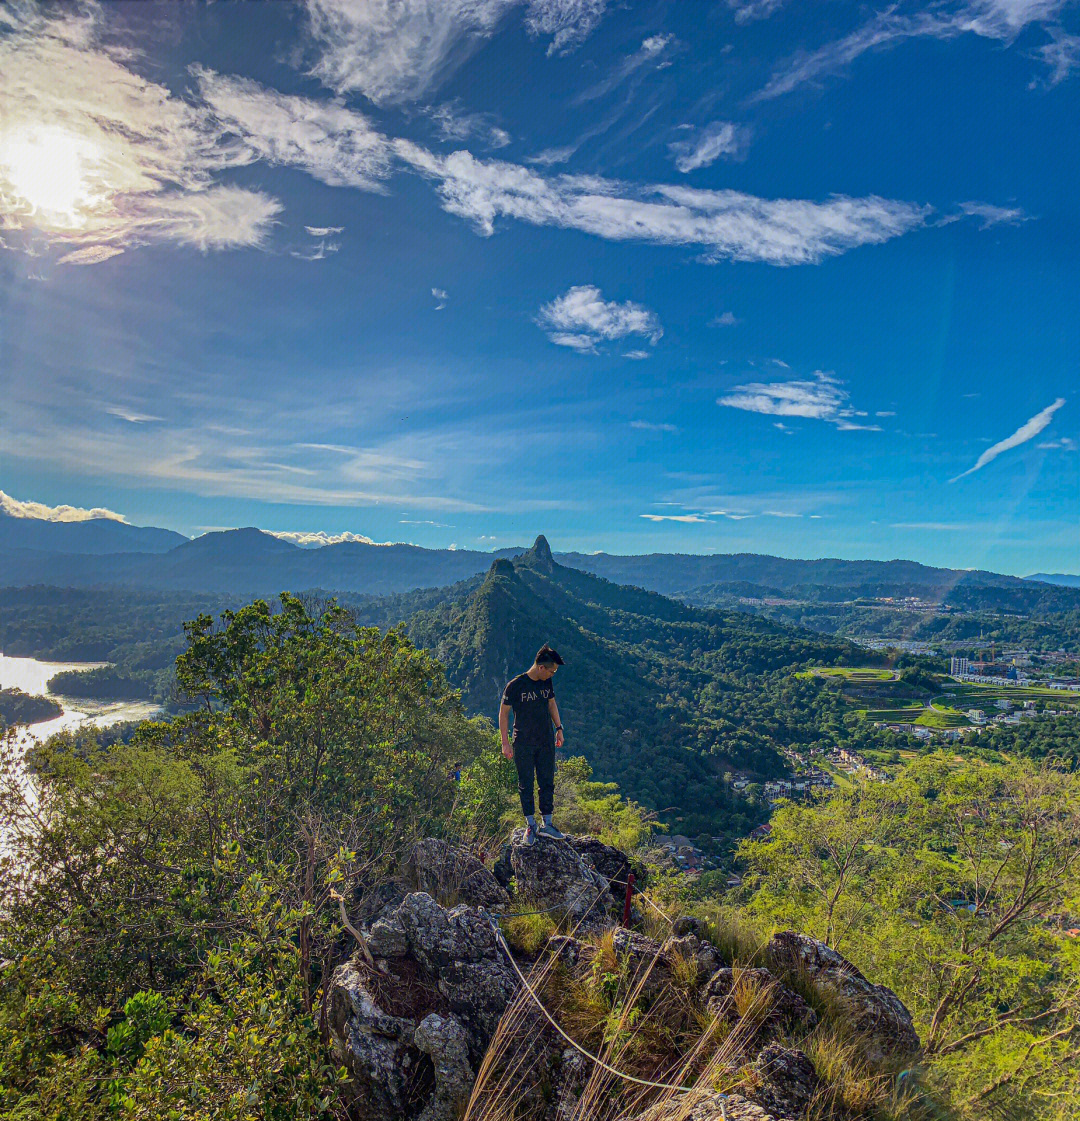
{"left": 382, "top": 537, "right": 890, "bottom": 830}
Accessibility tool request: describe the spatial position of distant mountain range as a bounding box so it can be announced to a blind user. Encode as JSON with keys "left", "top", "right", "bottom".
{"left": 2, "top": 513, "right": 1078, "bottom": 619}
{"left": 1026, "top": 573, "right": 1080, "bottom": 588}
{"left": 0, "top": 510, "right": 187, "bottom": 555}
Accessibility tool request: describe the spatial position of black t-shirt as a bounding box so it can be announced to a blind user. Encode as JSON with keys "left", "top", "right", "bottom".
{"left": 501, "top": 671, "right": 556, "bottom": 747}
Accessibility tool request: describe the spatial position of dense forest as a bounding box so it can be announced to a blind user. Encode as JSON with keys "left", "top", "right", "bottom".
{"left": 3, "top": 596, "right": 1078, "bottom": 1119}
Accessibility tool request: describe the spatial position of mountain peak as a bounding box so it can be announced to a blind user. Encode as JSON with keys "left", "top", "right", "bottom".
{"left": 520, "top": 534, "right": 554, "bottom": 571}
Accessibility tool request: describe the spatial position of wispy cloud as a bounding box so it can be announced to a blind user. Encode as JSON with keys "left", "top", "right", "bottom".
{"left": 1037, "top": 436, "right": 1077, "bottom": 450}
{"left": 623, "top": 350, "right": 652, "bottom": 360}
{"left": 669, "top": 121, "right": 751, "bottom": 172}
{"left": 751, "top": 1, "right": 1074, "bottom": 102}
{"left": 631, "top": 420, "right": 679, "bottom": 432}
{"left": 304, "top": 0, "right": 609, "bottom": 104}
{"left": 1030, "top": 28, "right": 1080, "bottom": 86}
{"left": 576, "top": 32, "right": 675, "bottom": 102}
{"left": 426, "top": 100, "right": 511, "bottom": 148}
{"left": 527, "top": 145, "right": 578, "bottom": 166}
{"left": 891, "top": 522, "right": 983, "bottom": 530}
{"left": 957, "top": 201, "right": 1030, "bottom": 229}
{"left": 194, "top": 68, "right": 393, "bottom": 190}
{"left": 432, "top": 286, "right": 449, "bottom": 309}
{"left": 727, "top": 0, "right": 786, "bottom": 23}
{"left": 396, "top": 143, "right": 930, "bottom": 265}
{"left": 0, "top": 489, "right": 127, "bottom": 523}
{"left": 718, "top": 370, "right": 879, "bottom": 429}
{"left": 0, "top": 9, "right": 280, "bottom": 259}
{"left": 107, "top": 407, "right": 162, "bottom": 424}
{"left": 293, "top": 224, "right": 343, "bottom": 260}
{"left": 950, "top": 397, "right": 1067, "bottom": 481}
{"left": 639, "top": 512, "right": 710, "bottom": 522}
{"left": 305, "top": 225, "right": 345, "bottom": 237}
{"left": 537, "top": 285, "right": 663, "bottom": 352}
{"left": 714, "top": 311, "right": 741, "bottom": 326}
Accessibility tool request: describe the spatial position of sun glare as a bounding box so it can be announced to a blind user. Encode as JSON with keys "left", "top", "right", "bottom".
{"left": 0, "top": 126, "right": 106, "bottom": 229}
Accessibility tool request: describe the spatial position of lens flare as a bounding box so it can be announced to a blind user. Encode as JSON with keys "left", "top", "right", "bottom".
{"left": 0, "top": 125, "right": 106, "bottom": 229}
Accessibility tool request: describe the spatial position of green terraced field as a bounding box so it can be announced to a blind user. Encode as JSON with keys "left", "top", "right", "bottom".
{"left": 861, "top": 706, "right": 927, "bottom": 722}
{"left": 809, "top": 666, "right": 895, "bottom": 682}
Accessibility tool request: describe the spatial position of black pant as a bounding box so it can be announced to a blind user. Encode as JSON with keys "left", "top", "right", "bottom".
{"left": 514, "top": 739, "right": 555, "bottom": 817}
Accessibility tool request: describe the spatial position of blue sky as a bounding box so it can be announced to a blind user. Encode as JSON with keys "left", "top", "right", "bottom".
{"left": 1, "top": 0, "right": 1077, "bottom": 574}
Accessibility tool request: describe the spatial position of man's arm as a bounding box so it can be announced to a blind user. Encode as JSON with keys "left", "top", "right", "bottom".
{"left": 499, "top": 702, "right": 513, "bottom": 760}
{"left": 548, "top": 697, "right": 563, "bottom": 749}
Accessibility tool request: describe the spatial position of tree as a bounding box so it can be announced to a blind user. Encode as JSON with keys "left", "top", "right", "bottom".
{"left": 739, "top": 754, "right": 1080, "bottom": 1118}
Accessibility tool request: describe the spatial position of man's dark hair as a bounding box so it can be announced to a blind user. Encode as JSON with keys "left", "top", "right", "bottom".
{"left": 535, "top": 644, "right": 565, "bottom": 666}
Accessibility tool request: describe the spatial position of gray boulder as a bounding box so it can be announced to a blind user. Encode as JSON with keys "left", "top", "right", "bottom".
{"left": 767, "top": 931, "right": 919, "bottom": 1061}
{"left": 326, "top": 891, "right": 519, "bottom": 1119}
{"left": 506, "top": 828, "right": 618, "bottom": 930}
{"left": 750, "top": 1043, "right": 819, "bottom": 1120}
{"left": 702, "top": 967, "right": 818, "bottom": 1033}
{"left": 632, "top": 1091, "right": 780, "bottom": 1121}
{"left": 407, "top": 838, "right": 509, "bottom": 910}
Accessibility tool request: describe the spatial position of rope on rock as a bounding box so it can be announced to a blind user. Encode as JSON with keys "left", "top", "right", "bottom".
{"left": 487, "top": 915, "right": 728, "bottom": 1118}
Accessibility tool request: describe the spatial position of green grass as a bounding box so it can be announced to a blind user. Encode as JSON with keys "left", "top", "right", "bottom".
{"left": 860, "top": 706, "right": 926, "bottom": 722}
{"left": 809, "top": 666, "right": 895, "bottom": 682}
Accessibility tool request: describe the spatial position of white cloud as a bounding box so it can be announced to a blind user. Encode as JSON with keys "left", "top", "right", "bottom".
{"left": 305, "top": 225, "right": 345, "bottom": 236}
{"left": 1037, "top": 436, "right": 1077, "bottom": 450}
{"left": 631, "top": 420, "right": 678, "bottom": 432}
{"left": 1031, "top": 28, "right": 1080, "bottom": 86}
{"left": 714, "top": 311, "right": 741, "bottom": 326}
{"left": 524, "top": 0, "right": 610, "bottom": 56}
{"left": 753, "top": 1, "right": 1074, "bottom": 102}
{"left": 727, "top": 0, "right": 786, "bottom": 22}
{"left": 0, "top": 9, "right": 279, "bottom": 260}
{"left": 718, "top": 370, "right": 876, "bottom": 428}
{"left": 107, "top": 407, "right": 162, "bottom": 424}
{"left": 640, "top": 513, "right": 711, "bottom": 522}
{"left": 0, "top": 489, "right": 127, "bottom": 523}
{"left": 266, "top": 529, "right": 390, "bottom": 547}
{"left": 527, "top": 145, "right": 578, "bottom": 166}
{"left": 57, "top": 245, "right": 124, "bottom": 265}
{"left": 396, "top": 143, "right": 930, "bottom": 265}
{"left": 875, "top": 410, "right": 896, "bottom": 417}
{"left": 623, "top": 349, "right": 652, "bottom": 360}
{"left": 426, "top": 101, "right": 512, "bottom": 148}
{"left": 400, "top": 518, "right": 456, "bottom": 526}
{"left": 950, "top": 397, "right": 1067, "bottom": 481}
{"left": 958, "top": 201, "right": 1030, "bottom": 228}
{"left": 669, "top": 121, "right": 751, "bottom": 172}
{"left": 537, "top": 285, "right": 662, "bottom": 352}
{"left": 194, "top": 68, "right": 393, "bottom": 190}
{"left": 432, "top": 286, "right": 448, "bottom": 309}
{"left": 303, "top": 0, "right": 608, "bottom": 104}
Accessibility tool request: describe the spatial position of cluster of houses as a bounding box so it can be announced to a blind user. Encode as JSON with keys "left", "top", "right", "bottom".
{"left": 831, "top": 747, "right": 890, "bottom": 781}
{"left": 655, "top": 834, "right": 710, "bottom": 876}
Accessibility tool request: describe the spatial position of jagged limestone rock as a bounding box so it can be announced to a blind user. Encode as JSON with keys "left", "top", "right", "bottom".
{"left": 660, "top": 933, "right": 725, "bottom": 985}
{"left": 413, "top": 1013, "right": 475, "bottom": 1121}
{"left": 767, "top": 931, "right": 919, "bottom": 1061}
{"left": 565, "top": 834, "right": 635, "bottom": 906}
{"left": 749, "top": 1043, "right": 819, "bottom": 1121}
{"left": 633, "top": 1091, "right": 780, "bottom": 1121}
{"left": 396, "top": 893, "right": 519, "bottom": 1047}
{"left": 326, "top": 961, "right": 420, "bottom": 1119}
{"left": 506, "top": 828, "right": 618, "bottom": 930}
{"left": 407, "top": 838, "right": 510, "bottom": 910}
{"left": 326, "top": 891, "right": 519, "bottom": 1119}
{"left": 702, "top": 967, "right": 818, "bottom": 1033}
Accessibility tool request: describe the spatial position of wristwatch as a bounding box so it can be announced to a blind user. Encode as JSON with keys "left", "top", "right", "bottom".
{"left": 554, "top": 725, "right": 563, "bottom": 731}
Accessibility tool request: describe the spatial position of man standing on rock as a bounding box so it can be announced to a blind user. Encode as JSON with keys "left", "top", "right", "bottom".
{"left": 500, "top": 644, "right": 565, "bottom": 845}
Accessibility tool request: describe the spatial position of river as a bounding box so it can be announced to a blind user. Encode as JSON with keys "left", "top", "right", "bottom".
{"left": 1, "top": 653, "right": 162, "bottom": 823}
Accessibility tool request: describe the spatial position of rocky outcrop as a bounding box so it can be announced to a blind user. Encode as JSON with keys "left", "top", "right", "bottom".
{"left": 501, "top": 828, "right": 619, "bottom": 930}
{"left": 767, "top": 931, "right": 920, "bottom": 1061}
{"left": 327, "top": 891, "right": 518, "bottom": 1120}
{"left": 407, "top": 838, "right": 509, "bottom": 910}
{"left": 327, "top": 835, "right": 918, "bottom": 1120}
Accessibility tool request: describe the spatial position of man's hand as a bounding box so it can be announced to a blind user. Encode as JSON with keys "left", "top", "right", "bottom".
{"left": 501, "top": 741, "right": 513, "bottom": 761}
{"left": 555, "top": 729, "right": 564, "bottom": 749}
